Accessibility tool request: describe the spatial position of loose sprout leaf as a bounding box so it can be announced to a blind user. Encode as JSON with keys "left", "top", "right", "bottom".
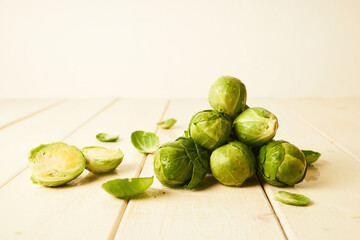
{"left": 302, "top": 150, "right": 321, "bottom": 165}
{"left": 157, "top": 118, "right": 177, "bottom": 129}
{"left": 131, "top": 131, "right": 160, "bottom": 153}
{"left": 275, "top": 191, "right": 310, "bottom": 206}
{"left": 102, "top": 176, "right": 154, "bottom": 198}
{"left": 96, "top": 133, "right": 119, "bottom": 142}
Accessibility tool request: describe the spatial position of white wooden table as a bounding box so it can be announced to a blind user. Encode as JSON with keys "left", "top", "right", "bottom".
{"left": 0, "top": 98, "right": 359, "bottom": 240}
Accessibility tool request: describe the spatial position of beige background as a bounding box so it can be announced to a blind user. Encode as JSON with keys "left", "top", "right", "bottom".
{"left": 0, "top": 0, "right": 359, "bottom": 98}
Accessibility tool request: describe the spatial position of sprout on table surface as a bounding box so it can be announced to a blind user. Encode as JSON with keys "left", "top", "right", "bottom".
{"left": 210, "top": 141, "right": 256, "bottom": 186}
{"left": 154, "top": 137, "right": 210, "bottom": 189}
{"left": 29, "top": 142, "right": 85, "bottom": 187}
{"left": 258, "top": 140, "right": 307, "bottom": 187}
{"left": 82, "top": 146, "right": 124, "bottom": 173}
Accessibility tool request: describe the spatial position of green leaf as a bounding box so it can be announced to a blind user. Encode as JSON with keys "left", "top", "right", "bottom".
{"left": 157, "top": 118, "right": 177, "bottom": 129}
{"left": 274, "top": 191, "right": 310, "bottom": 206}
{"left": 96, "top": 133, "right": 119, "bottom": 142}
{"left": 302, "top": 150, "right": 321, "bottom": 165}
{"left": 131, "top": 131, "right": 160, "bottom": 153}
{"left": 102, "top": 176, "right": 154, "bottom": 198}
{"left": 176, "top": 137, "right": 210, "bottom": 189}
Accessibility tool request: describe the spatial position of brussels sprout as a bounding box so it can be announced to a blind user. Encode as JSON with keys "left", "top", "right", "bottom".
{"left": 188, "top": 110, "right": 232, "bottom": 150}
{"left": 258, "top": 140, "right": 307, "bottom": 187}
{"left": 208, "top": 76, "right": 247, "bottom": 119}
{"left": 157, "top": 118, "right": 177, "bottom": 129}
{"left": 102, "top": 176, "right": 154, "bottom": 198}
{"left": 131, "top": 131, "right": 160, "bottom": 154}
{"left": 302, "top": 150, "right": 321, "bottom": 165}
{"left": 210, "top": 141, "right": 256, "bottom": 186}
{"left": 275, "top": 191, "right": 310, "bottom": 206}
{"left": 96, "top": 133, "right": 119, "bottom": 142}
{"left": 28, "top": 142, "right": 85, "bottom": 187}
{"left": 154, "top": 137, "right": 210, "bottom": 189}
{"left": 233, "top": 107, "right": 279, "bottom": 147}
{"left": 82, "top": 146, "right": 124, "bottom": 173}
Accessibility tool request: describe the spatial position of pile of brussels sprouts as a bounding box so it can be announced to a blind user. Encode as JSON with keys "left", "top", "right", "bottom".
{"left": 154, "top": 76, "right": 320, "bottom": 190}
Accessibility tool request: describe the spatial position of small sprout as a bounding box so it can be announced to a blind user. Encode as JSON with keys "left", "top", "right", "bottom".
{"left": 102, "top": 176, "right": 154, "bottom": 198}
{"left": 208, "top": 76, "right": 247, "bottom": 119}
{"left": 96, "top": 133, "right": 119, "bottom": 142}
{"left": 82, "top": 146, "right": 124, "bottom": 173}
{"left": 131, "top": 131, "right": 160, "bottom": 154}
{"left": 188, "top": 110, "right": 232, "bottom": 150}
{"left": 275, "top": 191, "right": 310, "bottom": 206}
{"left": 302, "top": 150, "right": 321, "bottom": 165}
{"left": 157, "top": 118, "right": 177, "bottom": 129}
{"left": 258, "top": 140, "right": 307, "bottom": 187}
{"left": 233, "top": 107, "right": 279, "bottom": 147}
{"left": 28, "top": 142, "right": 85, "bottom": 187}
{"left": 154, "top": 137, "right": 210, "bottom": 189}
{"left": 210, "top": 141, "right": 256, "bottom": 186}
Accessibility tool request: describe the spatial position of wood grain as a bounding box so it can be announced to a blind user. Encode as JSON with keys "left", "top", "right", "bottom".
{"left": 115, "top": 99, "right": 286, "bottom": 240}
{"left": 0, "top": 99, "right": 167, "bottom": 240}
{"left": 250, "top": 98, "right": 360, "bottom": 240}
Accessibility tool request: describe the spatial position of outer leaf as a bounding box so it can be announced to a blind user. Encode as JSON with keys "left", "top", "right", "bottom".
{"left": 275, "top": 191, "right": 310, "bottom": 206}
{"left": 157, "top": 118, "right": 177, "bottom": 129}
{"left": 102, "top": 176, "right": 154, "bottom": 198}
{"left": 96, "top": 133, "right": 119, "bottom": 142}
{"left": 176, "top": 137, "right": 209, "bottom": 189}
{"left": 131, "top": 131, "right": 160, "bottom": 153}
{"left": 302, "top": 150, "right": 321, "bottom": 165}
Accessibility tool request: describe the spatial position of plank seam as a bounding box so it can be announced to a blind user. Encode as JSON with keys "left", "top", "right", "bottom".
{"left": 0, "top": 98, "right": 119, "bottom": 189}
{"left": 0, "top": 99, "right": 67, "bottom": 130}
{"left": 256, "top": 176, "right": 289, "bottom": 240}
{"left": 273, "top": 99, "right": 360, "bottom": 163}
{"left": 107, "top": 99, "right": 171, "bottom": 240}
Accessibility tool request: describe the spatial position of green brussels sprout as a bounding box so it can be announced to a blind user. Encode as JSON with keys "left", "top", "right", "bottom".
{"left": 233, "top": 107, "right": 279, "bottom": 147}
{"left": 154, "top": 137, "right": 210, "bottom": 189}
{"left": 82, "top": 146, "right": 124, "bottom": 173}
{"left": 208, "top": 76, "right": 247, "bottom": 119}
{"left": 210, "top": 141, "right": 256, "bottom": 186}
{"left": 28, "top": 142, "right": 85, "bottom": 187}
{"left": 188, "top": 110, "right": 232, "bottom": 150}
{"left": 258, "top": 140, "right": 307, "bottom": 187}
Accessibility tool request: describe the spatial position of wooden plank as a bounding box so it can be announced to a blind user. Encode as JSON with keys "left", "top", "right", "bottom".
{"left": 249, "top": 98, "right": 360, "bottom": 240}
{"left": 0, "top": 98, "right": 115, "bottom": 188}
{"left": 273, "top": 98, "right": 360, "bottom": 162}
{"left": 0, "top": 99, "right": 167, "bottom": 240}
{"left": 115, "top": 99, "right": 286, "bottom": 240}
{"left": 0, "top": 98, "right": 64, "bottom": 129}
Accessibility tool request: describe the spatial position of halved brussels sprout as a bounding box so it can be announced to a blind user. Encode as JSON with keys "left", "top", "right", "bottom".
{"left": 28, "top": 142, "right": 85, "bottom": 187}
{"left": 154, "top": 137, "right": 210, "bottom": 189}
{"left": 188, "top": 110, "right": 232, "bottom": 150}
{"left": 208, "top": 76, "right": 247, "bottom": 119}
{"left": 210, "top": 141, "right": 256, "bottom": 186}
{"left": 233, "top": 107, "right": 279, "bottom": 147}
{"left": 82, "top": 146, "right": 124, "bottom": 173}
{"left": 258, "top": 140, "right": 307, "bottom": 187}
